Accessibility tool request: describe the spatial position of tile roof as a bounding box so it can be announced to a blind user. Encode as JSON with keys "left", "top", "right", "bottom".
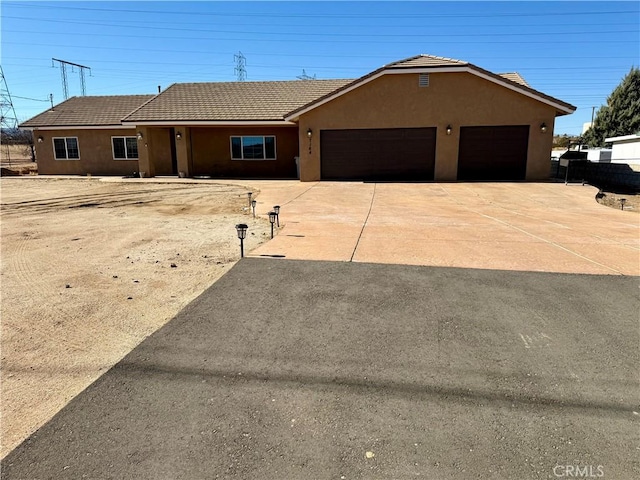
{"left": 384, "top": 54, "right": 468, "bottom": 68}
{"left": 20, "top": 95, "right": 154, "bottom": 128}
{"left": 498, "top": 72, "right": 530, "bottom": 87}
{"left": 122, "top": 80, "right": 353, "bottom": 123}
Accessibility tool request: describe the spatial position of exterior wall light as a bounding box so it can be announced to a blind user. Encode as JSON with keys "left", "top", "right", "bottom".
{"left": 307, "top": 128, "right": 312, "bottom": 138}
{"left": 446, "top": 125, "right": 452, "bottom": 135}
{"left": 268, "top": 211, "right": 277, "bottom": 238}
{"left": 540, "top": 123, "right": 548, "bottom": 133}
{"left": 137, "top": 132, "right": 143, "bottom": 140}
{"left": 37, "top": 136, "right": 44, "bottom": 143}
{"left": 175, "top": 131, "right": 182, "bottom": 140}
{"left": 235, "top": 223, "right": 248, "bottom": 258}
{"left": 273, "top": 205, "right": 280, "bottom": 227}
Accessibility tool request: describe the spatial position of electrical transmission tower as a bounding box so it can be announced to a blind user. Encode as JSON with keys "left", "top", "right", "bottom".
{"left": 1, "top": 66, "right": 18, "bottom": 131}
{"left": 296, "top": 69, "right": 316, "bottom": 80}
{"left": 234, "top": 52, "right": 247, "bottom": 81}
{"left": 1, "top": 65, "right": 19, "bottom": 165}
{"left": 52, "top": 58, "right": 91, "bottom": 99}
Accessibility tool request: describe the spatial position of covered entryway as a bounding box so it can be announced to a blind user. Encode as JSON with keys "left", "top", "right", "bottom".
{"left": 320, "top": 127, "right": 436, "bottom": 181}
{"left": 457, "top": 126, "right": 529, "bottom": 181}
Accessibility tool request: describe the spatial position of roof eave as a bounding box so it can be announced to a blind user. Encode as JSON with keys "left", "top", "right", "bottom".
{"left": 121, "top": 119, "right": 296, "bottom": 126}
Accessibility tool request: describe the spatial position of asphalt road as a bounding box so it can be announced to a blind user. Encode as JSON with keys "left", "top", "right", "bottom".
{"left": 3, "top": 258, "right": 638, "bottom": 479}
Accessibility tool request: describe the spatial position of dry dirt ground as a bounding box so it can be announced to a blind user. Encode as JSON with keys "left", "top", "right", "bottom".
{"left": 0, "top": 177, "right": 270, "bottom": 458}
{"left": 596, "top": 190, "right": 640, "bottom": 212}
{"left": 0, "top": 145, "right": 37, "bottom": 176}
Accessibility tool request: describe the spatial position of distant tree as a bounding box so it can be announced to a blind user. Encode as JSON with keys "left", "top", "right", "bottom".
{"left": 582, "top": 67, "right": 640, "bottom": 147}
{"left": 552, "top": 133, "right": 580, "bottom": 148}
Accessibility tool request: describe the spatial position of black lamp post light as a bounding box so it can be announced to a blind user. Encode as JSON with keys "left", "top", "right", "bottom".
{"left": 268, "top": 211, "right": 277, "bottom": 239}
{"left": 251, "top": 199, "right": 257, "bottom": 218}
{"left": 620, "top": 198, "right": 627, "bottom": 211}
{"left": 273, "top": 205, "right": 280, "bottom": 227}
{"left": 235, "top": 223, "right": 248, "bottom": 258}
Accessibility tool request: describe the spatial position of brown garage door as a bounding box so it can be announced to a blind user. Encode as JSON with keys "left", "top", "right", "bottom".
{"left": 320, "top": 128, "right": 436, "bottom": 181}
{"left": 457, "top": 126, "right": 529, "bottom": 181}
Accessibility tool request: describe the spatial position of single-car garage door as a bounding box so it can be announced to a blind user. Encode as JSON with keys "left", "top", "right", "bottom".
{"left": 457, "top": 126, "right": 530, "bottom": 181}
{"left": 321, "top": 128, "right": 436, "bottom": 181}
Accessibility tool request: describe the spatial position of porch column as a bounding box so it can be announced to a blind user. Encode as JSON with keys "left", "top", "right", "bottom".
{"left": 174, "top": 127, "right": 192, "bottom": 177}
{"left": 136, "top": 127, "right": 156, "bottom": 178}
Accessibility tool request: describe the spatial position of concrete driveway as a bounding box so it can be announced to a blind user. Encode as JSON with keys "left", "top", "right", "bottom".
{"left": 246, "top": 182, "right": 639, "bottom": 275}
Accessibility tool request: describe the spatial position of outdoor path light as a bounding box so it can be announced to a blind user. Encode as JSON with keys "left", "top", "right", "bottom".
{"left": 620, "top": 198, "right": 627, "bottom": 210}
{"left": 268, "top": 211, "right": 277, "bottom": 239}
{"left": 251, "top": 199, "right": 257, "bottom": 218}
{"left": 247, "top": 192, "right": 253, "bottom": 207}
{"left": 273, "top": 205, "right": 280, "bottom": 227}
{"left": 235, "top": 223, "right": 248, "bottom": 258}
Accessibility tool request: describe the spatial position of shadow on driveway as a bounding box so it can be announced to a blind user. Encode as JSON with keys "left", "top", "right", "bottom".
{"left": 3, "top": 258, "right": 638, "bottom": 479}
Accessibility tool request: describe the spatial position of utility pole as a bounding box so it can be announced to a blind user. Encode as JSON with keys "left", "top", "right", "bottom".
{"left": 52, "top": 58, "right": 91, "bottom": 99}
{"left": 234, "top": 52, "right": 246, "bottom": 81}
{"left": 591, "top": 106, "right": 596, "bottom": 125}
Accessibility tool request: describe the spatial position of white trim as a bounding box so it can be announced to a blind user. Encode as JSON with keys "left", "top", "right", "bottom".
{"left": 34, "top": 125, "right": 135, "bottom": 131}
{"left": 285, "top": 66, "right": 574, "bottom": 121}
{"left": 605, "top": 134, "right": 640, "bottom": 143}
{"left": 230, "top": 135, "right": 277, "bottom": 161}
{"left": 111, "top": 136, "right": 139, "bottom": 160}
{"left": 121, "top": 120, "right": 295, "bottom": 127}
{"left": 52, "top": 136, "right": 80, "bottom": 160}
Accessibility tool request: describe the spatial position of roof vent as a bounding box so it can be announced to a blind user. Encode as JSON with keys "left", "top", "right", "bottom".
{"left": 419, "top": 73, "right": 429, "bottom": 87}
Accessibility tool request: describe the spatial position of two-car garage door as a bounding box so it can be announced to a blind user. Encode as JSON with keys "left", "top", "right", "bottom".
{"left": 320, "top": 125, "right": 530, "bottom": 181}
{"left": 321, "top": 128, "right": 437, "bottom": 181}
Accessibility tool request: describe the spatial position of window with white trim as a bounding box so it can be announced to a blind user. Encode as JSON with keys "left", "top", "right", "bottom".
{"left": 53, "top": 137, "right": 80, "bottom": 160}
{"left": 112, "top": 136, "right": 139, "bottom": 160}
{"left": 230, "top": 136, "right": 276, "bottom": 160}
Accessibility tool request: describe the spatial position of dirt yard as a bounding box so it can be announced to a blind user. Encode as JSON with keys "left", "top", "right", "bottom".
{"left": 0, "top": 177, "right": 270, "bottom": 458}
{"left": 596, "top": 190, "right": 639, "bottom": 212}
{"left": 1, "top": 145, "right": 37, "bottom": 176}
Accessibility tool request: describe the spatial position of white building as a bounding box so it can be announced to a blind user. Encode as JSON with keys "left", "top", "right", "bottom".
{"left": 604, "top": 134, "right": 640, "bottom": 165}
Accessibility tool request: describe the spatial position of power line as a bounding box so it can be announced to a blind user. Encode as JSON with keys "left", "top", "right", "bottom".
{"left": 4, "top": 16, "right": 638, "bottom": 38}
{"left": 10, "top": 95, "right": 50, "bottom": 102}
{"left": 3, "top": 2, "right": 637, "bottom": 18}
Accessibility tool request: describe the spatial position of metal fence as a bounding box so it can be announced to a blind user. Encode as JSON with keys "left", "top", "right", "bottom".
{"left": 550, "top": 159, "right": 640, "bottom": 193}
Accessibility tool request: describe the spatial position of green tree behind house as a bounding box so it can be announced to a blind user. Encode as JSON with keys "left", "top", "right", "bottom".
{"left": 582, "top": 67, "right": 640, "bottom": 147}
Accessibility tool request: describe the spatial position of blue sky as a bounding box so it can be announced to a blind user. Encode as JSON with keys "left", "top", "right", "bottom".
{"left": 2, "top": 1, "right": 639, "bottom": 135}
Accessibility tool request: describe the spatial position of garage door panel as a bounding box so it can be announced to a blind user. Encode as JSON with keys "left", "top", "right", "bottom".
{"left": 321, "top": 128, "right": 436, "bottom": 181}
{"left": 458, "top": 126, "right": 529, "bottom": 181}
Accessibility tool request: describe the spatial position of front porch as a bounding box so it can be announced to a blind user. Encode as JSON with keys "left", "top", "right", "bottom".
{"left": 136, "top": 125, "right": 300, "bottom": 179}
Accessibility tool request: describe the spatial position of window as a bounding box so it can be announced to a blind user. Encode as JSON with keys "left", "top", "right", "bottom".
{"left": 53, "top": 137, "right": 80, "bottom": 160}
{"left": 230, "top": 136, "right": 276, "bottom": 160}
{"left": 112, "top": 136, "right": 139, "bottom": 160}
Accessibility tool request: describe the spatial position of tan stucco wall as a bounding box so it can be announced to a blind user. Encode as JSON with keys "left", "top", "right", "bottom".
{"left": 297, "top": 71, "right": 558, "bottom": 181}
{"left": 190, "top": 126, "right": 299, "bottom": 178}
{"left": 33, "top": 128, "right": 139, "bottom": 176}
